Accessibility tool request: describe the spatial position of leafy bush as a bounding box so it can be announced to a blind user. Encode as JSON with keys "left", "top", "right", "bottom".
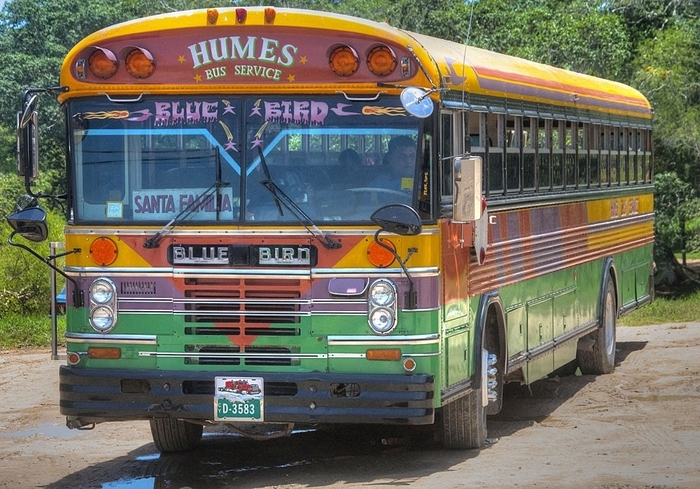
{"left": 0, "top": 174, "right": 66, "bottom": 318}
{"left": 654, "top": 171, "right": 699, "bottom": 252}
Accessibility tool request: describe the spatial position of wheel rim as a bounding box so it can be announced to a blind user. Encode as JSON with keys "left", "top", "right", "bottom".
{"left": 604, "top": 289, "right": 615, "bottom": 357}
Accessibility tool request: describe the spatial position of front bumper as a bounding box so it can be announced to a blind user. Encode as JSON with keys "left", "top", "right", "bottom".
{"left": 60, "top": 366, "right": 435, "bottom": 426}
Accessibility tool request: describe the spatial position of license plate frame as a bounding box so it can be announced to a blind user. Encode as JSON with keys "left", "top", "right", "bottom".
{"left": 214, "top": 376, "right": 264, "bottom": 422}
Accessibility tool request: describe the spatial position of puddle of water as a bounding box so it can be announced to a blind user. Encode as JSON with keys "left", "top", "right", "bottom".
{"left": 102, "top": 477, "right": 156, "bottom": 488}
{"left": 2, "top": 422, "right": 85, "bottom": 439}
{"left": 135, "top": 453, "right": 161, "bottom": 462}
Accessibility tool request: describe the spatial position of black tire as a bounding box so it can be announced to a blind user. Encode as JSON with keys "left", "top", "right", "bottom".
{"left": 149, "top": 418, "right": 203, "bottom": 453}
{"left": 578, "top": 275, "right": 616, "bottom": 375}
{"left": 440, "top": 350, "right": 487, "bottom": 449}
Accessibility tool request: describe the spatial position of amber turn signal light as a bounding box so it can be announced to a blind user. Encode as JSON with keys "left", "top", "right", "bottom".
{"left": 90, "top": 237, "right": 118, "bottom": 266}
{"left": 367, "top": 238, "right": 396, "bottom": 268}
{"left": 366, "top": 349, "right": 401, "bottom": 361}
{"left": 87, "top": 347, "right": 121, "bottom": 359}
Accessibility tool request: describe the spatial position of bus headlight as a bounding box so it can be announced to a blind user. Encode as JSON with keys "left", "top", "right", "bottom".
{"left": 90, "top": 306, "right": 116, "bottom": 332}
{"left": 368, "top": 279, "right": 397, "bottom": 334}
{"left": 89, "top": 277, "right": 118, "bottom": 333}
{"left": 369, "top": 307, "right": 395, "bottom": 334}
{"left": 90, "top": 277, "right": 116, "bottom": 304}
{"left": 369, "top": 279, "right": 395, "bottom": 306}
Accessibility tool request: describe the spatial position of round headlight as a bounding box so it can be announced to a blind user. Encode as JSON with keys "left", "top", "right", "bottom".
{"left": 369, "top": 280, "right": 396, "bottom": 307}
{"left": 90, "top": 278, "right": 116, "bottom": 304}
{"left": 369, "top": 307, "right": 396, "bottom": 334}
{"left": 90, "top": 305, "right": 115, "bottom": 332}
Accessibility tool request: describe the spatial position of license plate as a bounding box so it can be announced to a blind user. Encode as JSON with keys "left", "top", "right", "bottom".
{"left": 214, "top": 376, "right": 264, "bottom": 422}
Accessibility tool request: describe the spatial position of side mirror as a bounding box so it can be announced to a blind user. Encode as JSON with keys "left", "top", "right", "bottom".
{"left": 17, "top": 94, "right": 39, "bottom": 179}
{"left": 400, "top": 87, "right": 434, "bottom": 119}
{"left": 370, "top": 204, "right": 422, "bottom": 236}
{"left": 6, "top": 205, "right": 49, "bottom": 242}
{"left": 453, "top": 155, "right": 483, "bottom": 222}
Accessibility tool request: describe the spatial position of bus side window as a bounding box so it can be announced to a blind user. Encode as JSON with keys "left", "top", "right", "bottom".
{"left": 487, "top": 113, "right": 504, "bottom": 195}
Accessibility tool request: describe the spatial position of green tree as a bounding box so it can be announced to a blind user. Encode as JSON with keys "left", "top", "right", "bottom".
{"left": 469, "top": 0, "right": 632, "bottom": 80}
{"left": 632, "top": 20, "right": 700, "bottom": 184}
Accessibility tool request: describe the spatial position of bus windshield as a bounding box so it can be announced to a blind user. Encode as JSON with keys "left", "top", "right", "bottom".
{"left": 69, "top": 95, "right": 427, "bottom": 225}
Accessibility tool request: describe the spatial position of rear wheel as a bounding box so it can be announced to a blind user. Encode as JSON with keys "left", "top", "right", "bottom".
{"left": 578, "top": 275, "right": 616, "bottom": 375}
{"left": 149, "top": 418, "right": 203, "bottom": 453}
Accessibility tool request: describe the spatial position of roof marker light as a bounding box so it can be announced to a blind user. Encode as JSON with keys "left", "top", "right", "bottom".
{"left": 207, "top": 8, "right": 219, "bottom": 24}
{"left": 236, "top": 8, "right": 247, "bottom": 23}
{"left": 88, "top": 48, "right": 118, "bottom": 79}
{"left": 264, "top": 7, "right": 276, "bottom": 23}
{"left": 329, "top": 45, "right": 359, "bottom": 77}
{"left": 367, "top": 45, "right": 397, "bottom": 77}
{"left": 125, "top": 47, "right": 155, "bottom": 79}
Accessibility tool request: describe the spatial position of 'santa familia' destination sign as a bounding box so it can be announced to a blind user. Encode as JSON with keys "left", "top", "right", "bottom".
{"left": 132, "top": 188, "right": 236, "bottom": 221}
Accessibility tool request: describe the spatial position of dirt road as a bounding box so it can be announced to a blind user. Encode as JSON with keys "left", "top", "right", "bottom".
{"left": 1, "top": 322, "right": 699, "bottom": 488}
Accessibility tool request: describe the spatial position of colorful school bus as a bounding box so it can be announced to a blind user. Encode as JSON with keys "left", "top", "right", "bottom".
{"left": 11, "top": 7, "right": 654, "bottom": 451}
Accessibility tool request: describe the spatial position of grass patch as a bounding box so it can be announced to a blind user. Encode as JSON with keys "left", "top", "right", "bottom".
{"left": 620, "top": 289, "right": 700, "bottom": 327}
{"left": 0, "top": 313, "right": 65, "bottom": 350}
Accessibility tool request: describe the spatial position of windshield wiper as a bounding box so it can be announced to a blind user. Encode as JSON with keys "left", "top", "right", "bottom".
{"left": 143, "top": 180, "right": 228, "bottom": 249}
{"left": 257, "top": 147, "right": 341, "bottom": 250}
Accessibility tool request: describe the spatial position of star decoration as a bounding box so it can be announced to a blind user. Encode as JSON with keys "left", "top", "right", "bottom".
{"left": 249, "top": 105, "right": 262, "bottom": 117}
{"left": 287, "top": 74, "right": 296, "bottom": 82}
{"left": 300, "top": 56, "right": 308, "bottom": 64}
{"left": 178, "top": 55, "right": 186, "bottom": 64}
{"left": 250, "top": 137, "right": 264, "bottom": 149}
{"left": 194, "top": 74, "right": 202, "bottom": 82}
{"left": 225, "top": 140, "right": 238, "bottom": 152}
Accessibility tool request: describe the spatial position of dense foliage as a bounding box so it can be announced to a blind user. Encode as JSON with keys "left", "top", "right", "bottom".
{"left": 1, "top": 0, "right": 699, "bottom": 317}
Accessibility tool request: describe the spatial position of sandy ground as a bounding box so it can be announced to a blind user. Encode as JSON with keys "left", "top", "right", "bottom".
{"left": 1, "top": 322, "right": 699, "bottom": 488}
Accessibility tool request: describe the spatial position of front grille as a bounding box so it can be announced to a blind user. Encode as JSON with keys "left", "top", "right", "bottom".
{"left": 180, "top": 277, "right": 306, "bottom": 366}
{"left": 181, "top": 277, "right": 303, "bottom": 324}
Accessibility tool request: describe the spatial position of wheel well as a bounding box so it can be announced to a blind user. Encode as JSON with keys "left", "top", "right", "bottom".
{"left": 474, "top": 293, "right": 507, "bottom": 386}
{"left": 484, "top": 300, "right": 506, "bottom": 373}
{"left": 602, "top": 259, "right": 619, "bottom": 318}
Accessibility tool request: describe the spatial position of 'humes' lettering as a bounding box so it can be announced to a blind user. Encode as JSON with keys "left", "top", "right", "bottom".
{"left": 189, "top": 36, "right": 298, "bottom": 69}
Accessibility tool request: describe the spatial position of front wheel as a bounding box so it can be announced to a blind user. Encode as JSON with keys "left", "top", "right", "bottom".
{"left": 149, "top": 418, "right": 203, "bottom": 453}
{"left": 577, "top": 275, "right": 617, "bottom": 374}
{"left": 440, "top": 349, "right": 489, "bottom": 449}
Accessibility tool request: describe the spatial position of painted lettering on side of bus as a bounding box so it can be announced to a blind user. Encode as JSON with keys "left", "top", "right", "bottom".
{"left": 611, "top": 197, "right": 640, "bottom": 219}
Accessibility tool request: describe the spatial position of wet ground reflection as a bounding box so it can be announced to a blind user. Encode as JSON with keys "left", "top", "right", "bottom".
{"left": 48, "top": 425, "right": 447, "bottom": 489}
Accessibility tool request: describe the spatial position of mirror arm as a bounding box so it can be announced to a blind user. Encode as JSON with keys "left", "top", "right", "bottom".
{"left": 373, "top": 230, "right": 417, "bottom": 310}
{"left": 7, "top": 232, "right": 83, "bottom": 306}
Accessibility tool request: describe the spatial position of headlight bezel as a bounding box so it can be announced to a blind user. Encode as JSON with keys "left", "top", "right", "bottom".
{"left": 88, "top": 277, "right": 118, "bottom": 333}
{"left": 90, "top": 277, "right": 116, "bottom": 304}
{"left": 89, "top": 305, "right": 116, "bottom": 333}
{"left": 367, "top": 279, "right": 397, "bottom": 335}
